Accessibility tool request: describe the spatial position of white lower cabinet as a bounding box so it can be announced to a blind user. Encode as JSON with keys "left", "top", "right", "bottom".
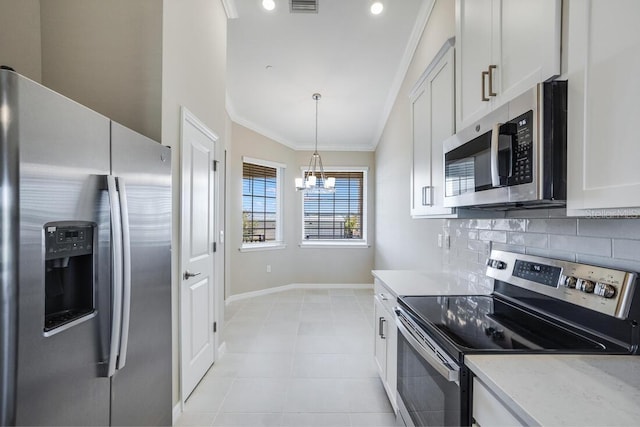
{"left": 373, "top": 280, "right": 397, "bottom": 411}
{"left": 472, "top": 378, "right": 524, "bottom": 427}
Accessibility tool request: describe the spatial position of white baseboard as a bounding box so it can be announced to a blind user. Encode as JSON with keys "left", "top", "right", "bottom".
{"left": 225, "top": 283, "right": 373, "bottom": 305}
{"left": 172, "top": 401, "right": 182, "bottom": 425}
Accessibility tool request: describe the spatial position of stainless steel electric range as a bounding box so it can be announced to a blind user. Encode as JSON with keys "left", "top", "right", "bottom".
{"left": 395, "top": 250, "right": 639, "bottom": 427}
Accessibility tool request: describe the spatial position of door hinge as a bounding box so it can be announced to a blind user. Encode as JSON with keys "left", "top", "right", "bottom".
{"left": 213, "top": 322, "right": 217, "bottom": 333}
{"left": 213, "top": 160, "right": 218, "bottom": 171}
{"left": 213, "top": 242, "right": 217, "bottom": 252}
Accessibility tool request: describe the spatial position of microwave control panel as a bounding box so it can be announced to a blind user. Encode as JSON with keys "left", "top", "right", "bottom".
{"left": 510, "top": 110, "right": 534, "bottom": 185}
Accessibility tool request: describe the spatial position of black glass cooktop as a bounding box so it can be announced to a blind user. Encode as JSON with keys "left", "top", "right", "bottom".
{"left": 398, "top": 295, "right": 628, "bottom": 358}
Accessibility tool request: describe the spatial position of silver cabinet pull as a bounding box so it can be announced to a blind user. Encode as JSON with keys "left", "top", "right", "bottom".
{"left": 183, "top": 270, "right": 201, "bottom": 280}
{"left": 481, "top": 71, "right": 490, "bottom": 101}
{"left": 488, "top": 65, "right": 497, "bottom": 96}
{"left": 378, "top": 317, "right": 386, "bottom": 339}
{"left": 422, "top": 186, "right": 432, "bottom": 206}
{"left": 379, "top": 292, "right": 388, "bottom": 301}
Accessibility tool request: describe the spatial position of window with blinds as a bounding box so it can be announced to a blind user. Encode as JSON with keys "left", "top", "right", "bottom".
{"left": 302, "top": 170, "right": 366, "bottom": 242}
{"left": 242, "top": 159, "right": 282, "bottom": 245}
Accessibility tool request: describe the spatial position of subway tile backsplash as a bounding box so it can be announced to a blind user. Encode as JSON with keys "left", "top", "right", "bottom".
{"left": 443, "top": 209, "right": 640, "bottom": 292}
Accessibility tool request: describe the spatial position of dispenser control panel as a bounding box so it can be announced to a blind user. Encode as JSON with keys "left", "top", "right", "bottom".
{"left": 45, "top": 222, "right": 95, "bottom": 259}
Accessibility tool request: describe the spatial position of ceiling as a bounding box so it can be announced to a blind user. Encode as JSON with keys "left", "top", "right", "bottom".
{"left": 225, "top": 0, "right": 433, "bottom": 151}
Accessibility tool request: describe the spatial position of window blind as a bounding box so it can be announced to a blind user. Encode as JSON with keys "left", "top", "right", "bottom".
{"left": 243, "top": 162, "right": 278, "bottom": 243}
{"left": 303, "top": 171, "right": 363, "bottom": 240}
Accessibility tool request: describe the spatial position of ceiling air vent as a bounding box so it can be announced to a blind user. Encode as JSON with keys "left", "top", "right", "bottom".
{"left": 290, "top": 0, "right": 318, "bottom": 13}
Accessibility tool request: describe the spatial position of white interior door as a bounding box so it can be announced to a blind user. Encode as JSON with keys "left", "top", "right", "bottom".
{"left": 180, "top": 108, "right": 217, "bottom": 401}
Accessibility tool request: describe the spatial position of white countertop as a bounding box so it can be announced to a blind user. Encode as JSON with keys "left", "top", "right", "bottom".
{"left": 371, "top": 269, "right": 491, "bottom": 298}
{"left": 466, "top": 354, "right": 640, "bottom": 426}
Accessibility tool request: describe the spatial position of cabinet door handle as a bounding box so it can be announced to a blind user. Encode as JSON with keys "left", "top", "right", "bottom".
{"left": 481, "top": 71, "right": 490, "bottom": 101}
{"left": 378, "top": 317, "right": 386, "bottom": 339}
{"left": 379, "top": 292, "right": 388, "bottom": 301}
{"left": 488, "top": 64, "right": 497, "bottom": 97}
{"left": 422, "top": 186, "right": 432, "bottom": 206}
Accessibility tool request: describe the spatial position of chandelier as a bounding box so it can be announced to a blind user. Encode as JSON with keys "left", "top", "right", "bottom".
{"left": 295, "top": 93, "right": 335, "bottom": 193}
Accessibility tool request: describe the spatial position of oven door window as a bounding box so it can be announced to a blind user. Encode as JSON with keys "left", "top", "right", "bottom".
{"left": 397, "top": 332, "right": 460, "bottom": 427}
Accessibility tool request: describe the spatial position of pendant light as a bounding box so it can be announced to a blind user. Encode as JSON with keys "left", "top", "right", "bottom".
{"left": 295, "top": 93, "right": 335, "bottom": 193}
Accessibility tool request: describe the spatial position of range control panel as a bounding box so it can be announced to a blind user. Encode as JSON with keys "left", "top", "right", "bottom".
{"left": 513, "top": 260, "right": 562, "bottom": 287}
{"left": 45, "top": 222, "right": 95, "bottom": 260}
{"left": 486, "top": 250, "right": 637, "bottom": 319}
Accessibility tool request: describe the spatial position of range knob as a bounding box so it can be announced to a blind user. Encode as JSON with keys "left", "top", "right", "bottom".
{"left": 594, "top": 283, "right": 616, "bottom": 298}
{"left": 487, "top": 259, "right": 507, "bottom": 270}
{"left": 562, "top": 276, "right": 577, "bottom": 288}
{"left": 576, "top": 279, "right": 595, "bottom": 293}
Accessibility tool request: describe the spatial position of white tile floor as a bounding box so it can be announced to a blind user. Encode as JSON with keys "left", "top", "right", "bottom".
{"left": 175, "top": 288, "right": 396, "bottom": 427}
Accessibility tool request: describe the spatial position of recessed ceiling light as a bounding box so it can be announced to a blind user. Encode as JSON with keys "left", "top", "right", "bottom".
{"left": 370, "top": 1, "right": 383, "bottom": 15}
{"left": 262, "top": 0, "right": 276, "bottom": 11}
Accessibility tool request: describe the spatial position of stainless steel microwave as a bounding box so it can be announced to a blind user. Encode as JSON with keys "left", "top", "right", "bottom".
{"left": 443, "top": 81, "right": 567, "bottom": 209}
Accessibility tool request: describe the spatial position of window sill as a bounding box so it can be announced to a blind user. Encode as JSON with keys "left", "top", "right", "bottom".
{"left": 239, "top": 242, "right": 287, "bottom": 252}
{"left": 299, "top": 241, "right": 370, "bottom": 249}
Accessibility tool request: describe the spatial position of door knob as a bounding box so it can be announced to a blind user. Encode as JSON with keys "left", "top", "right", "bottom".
{"left": 183, "top": 270, "right": 201, "bottom": 280}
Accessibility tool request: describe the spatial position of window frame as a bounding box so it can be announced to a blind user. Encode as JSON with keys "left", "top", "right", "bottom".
{"left": 299, "top": 166, "right": 369, "bottom": 248}
{"left": 241, "top": 156, "right": 286, "bottom": 252}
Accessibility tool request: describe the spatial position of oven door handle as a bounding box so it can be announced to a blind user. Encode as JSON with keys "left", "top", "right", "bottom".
{"left": 395, "top": 312, "right": 460, "bottom": 383}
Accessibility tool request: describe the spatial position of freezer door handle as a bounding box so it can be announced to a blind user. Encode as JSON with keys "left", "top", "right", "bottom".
{"left": 116, "top": 177, "right": 131, "bottom": 370}
{"left": 106, "top": 176, "right": 124, "bottom": 378}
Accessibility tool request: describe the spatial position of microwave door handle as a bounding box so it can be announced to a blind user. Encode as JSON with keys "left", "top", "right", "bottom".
{"left": 490, "top": 123, "right": 502, "bottom": 187}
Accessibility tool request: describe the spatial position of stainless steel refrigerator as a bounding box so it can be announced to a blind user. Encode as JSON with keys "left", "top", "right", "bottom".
{"left": 0, "top": 69, "right": 171, "bottom": 426}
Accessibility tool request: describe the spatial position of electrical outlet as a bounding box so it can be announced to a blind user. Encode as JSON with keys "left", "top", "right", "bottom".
{"left": 266, "top": 265, "right": 271, "bottom": 273}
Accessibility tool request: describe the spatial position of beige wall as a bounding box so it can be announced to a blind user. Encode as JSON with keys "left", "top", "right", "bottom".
{"left": 161, "top": 0, "right": 228, "bottom": 407}
{"left": 0, "top": 0, "right": 42, "bottom": 82}
{"left": 373, "top": 0, "right": 454, "bottom": 271}
{"left": 229, "top": 122, "right": 375, "bottom": 297}
{"left": 39, "top": 0, "right": 162, "bottom": 142}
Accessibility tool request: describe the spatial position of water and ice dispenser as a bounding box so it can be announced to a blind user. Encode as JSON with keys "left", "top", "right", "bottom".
{"left": 44, "top": 222, "right": 96, "bottom": 335}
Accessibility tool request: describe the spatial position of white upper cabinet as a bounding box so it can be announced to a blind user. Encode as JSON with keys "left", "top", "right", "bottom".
{"left": 455, "top": 0, "right": 494, "bottom": 129}
{"left": 455, "top": 0, "right": 561, "bottom": 130}
{"left": 410, "top": 40, "right": 457, "bottom": 218}
{"left": 566, "top": 0, "right": 640, "bottom": 215}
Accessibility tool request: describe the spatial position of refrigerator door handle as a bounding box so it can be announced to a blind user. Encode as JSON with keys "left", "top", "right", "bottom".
{"left": 116, "top": 177, "right": 131, "bottom": 370}
{"left": 107, "top": 176, "right": 124, "bottom": 378}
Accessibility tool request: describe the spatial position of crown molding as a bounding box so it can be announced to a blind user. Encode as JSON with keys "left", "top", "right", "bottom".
{"left": 221, "top": 0, "right": 238, "bottom": 19}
